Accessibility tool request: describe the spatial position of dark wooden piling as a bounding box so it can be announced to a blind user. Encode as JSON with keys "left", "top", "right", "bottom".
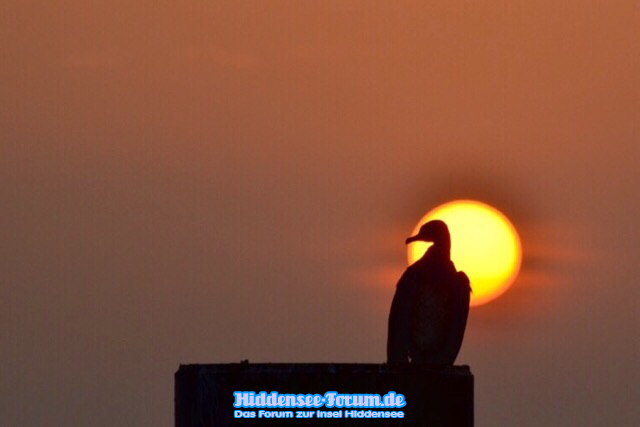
{"left": 175, "top": 363, "right": 473, "bottom": 426}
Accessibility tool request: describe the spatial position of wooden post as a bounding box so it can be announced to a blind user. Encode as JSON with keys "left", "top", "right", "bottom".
{"left": 176, "top": 363, "right": 473, "bottom": 426}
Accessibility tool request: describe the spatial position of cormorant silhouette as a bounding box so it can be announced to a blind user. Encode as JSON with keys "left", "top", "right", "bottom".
{"left": 387, "top": 220, "right": 471, "bottom": 364}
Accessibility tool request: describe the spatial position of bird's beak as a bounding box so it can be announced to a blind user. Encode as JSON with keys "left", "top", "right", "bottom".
{"left": 405, "top": 235, "right": 421, "bottom": 245}
{"left": 405, "top": 232, "right": 433, "bottom": 245}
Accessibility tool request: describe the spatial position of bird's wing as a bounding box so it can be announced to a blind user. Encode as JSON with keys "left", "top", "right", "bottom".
{"left": 387, "top": 268, "right": 419, "bottom": 363}
{"left": 438, "top": 271, "right": 471, "bottom": 364}
{"left": 457, "top": 271, "right": 472, "bottom": 294}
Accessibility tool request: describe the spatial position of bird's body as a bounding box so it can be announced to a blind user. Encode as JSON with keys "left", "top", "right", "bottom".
{"left": 387, "top": 220, "right": 471, "bottom": 365}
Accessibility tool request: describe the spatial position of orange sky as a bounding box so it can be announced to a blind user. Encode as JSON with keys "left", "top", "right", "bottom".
{"left": 2, "top": 2, "right": 639, "bottom": 426}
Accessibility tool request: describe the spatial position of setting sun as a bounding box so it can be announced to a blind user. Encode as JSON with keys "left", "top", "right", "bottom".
{"left": 407, "top": 200, "right": 522, "bottom": 307}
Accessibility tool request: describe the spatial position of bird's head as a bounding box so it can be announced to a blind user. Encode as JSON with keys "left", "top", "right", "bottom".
{"left": 405, "top": 220, "right": 451, "bottom": 249}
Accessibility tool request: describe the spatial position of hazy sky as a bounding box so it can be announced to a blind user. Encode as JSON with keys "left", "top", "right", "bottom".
{"left": 2, "top": 2, "right": 639, "bottom": 426}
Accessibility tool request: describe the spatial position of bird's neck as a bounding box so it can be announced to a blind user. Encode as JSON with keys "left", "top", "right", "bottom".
{"left": 426, "top": 242, "right": 451, "bottom": 261}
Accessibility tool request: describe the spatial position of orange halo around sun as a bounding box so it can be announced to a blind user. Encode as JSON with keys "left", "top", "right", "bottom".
{"left": 407, "top": 200, "right": 522, "bottom": 307}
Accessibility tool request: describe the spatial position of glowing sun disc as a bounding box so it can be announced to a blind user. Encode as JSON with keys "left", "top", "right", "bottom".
{"left": 407, "top": 200, "right": 522, "bottom": 307}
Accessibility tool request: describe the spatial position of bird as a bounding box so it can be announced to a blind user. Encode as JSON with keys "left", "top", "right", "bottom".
{"left": 387, "top": 220, "right": 471, "bottom": 365}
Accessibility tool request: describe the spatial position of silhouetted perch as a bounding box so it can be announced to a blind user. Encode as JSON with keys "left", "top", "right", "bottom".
{"left": 175, "top": 363, "right": 473, "bottom": 426}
